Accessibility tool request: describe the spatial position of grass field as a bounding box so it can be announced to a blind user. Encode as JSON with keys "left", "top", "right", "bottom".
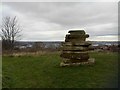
{"left": 2, "top": 51, "right": 118, "bottom": 88}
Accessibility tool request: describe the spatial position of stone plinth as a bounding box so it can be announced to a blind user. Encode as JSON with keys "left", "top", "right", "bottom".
{"left": 60, "top": 30, "right": 95, "bottom": 66}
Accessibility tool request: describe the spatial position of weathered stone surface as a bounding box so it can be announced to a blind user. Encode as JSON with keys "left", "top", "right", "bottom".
{"left": 60, "top": 53, "right": 89, "bottom": 60}
{"left": 65, "top": 34, "right": 89, "bottom": 39}
{"left": 60, "top": 30, "right": 95, "bottom": 66}
{"left": 62, "top": 46, "right": 89, "bottom": 51}
{"left": 65, "top": 38, "right": 86, "bottom": 42}
{"left": 62, "top": 51, "right": 88, "bottom": 54}
{"left": 60, "top": 58, "right": 95, "bottom": 67}
{"left": 62, "top": 42, "right": 91, "bottom": 46}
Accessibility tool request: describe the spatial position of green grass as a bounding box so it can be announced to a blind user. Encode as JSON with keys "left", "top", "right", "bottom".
{"left": 2, "top": 52, "right": 118, "bottom": 88}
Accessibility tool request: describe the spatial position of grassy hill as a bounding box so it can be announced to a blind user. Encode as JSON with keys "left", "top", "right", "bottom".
{"left": 2, "top": 52, "right": 118, "bottom": 88}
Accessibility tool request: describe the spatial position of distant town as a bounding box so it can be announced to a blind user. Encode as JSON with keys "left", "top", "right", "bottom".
{"left": 0, "top": 40, "right": 119, "bottom": 54}
{"left": 11, "top": 41, "right": 119, "bottom": 52}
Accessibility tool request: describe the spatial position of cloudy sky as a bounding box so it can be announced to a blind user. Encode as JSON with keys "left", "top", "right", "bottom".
{"left": 1, "top": 2, "right": 118, "bottom": 41}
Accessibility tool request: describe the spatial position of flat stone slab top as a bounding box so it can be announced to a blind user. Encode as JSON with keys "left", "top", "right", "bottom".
{"left": 68, "top": 30, "right": 85, "bottom": 35}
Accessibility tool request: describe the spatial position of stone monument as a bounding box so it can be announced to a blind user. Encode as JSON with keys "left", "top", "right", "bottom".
{"left": 60, "top": 30, "right": 95, "bottom": 66}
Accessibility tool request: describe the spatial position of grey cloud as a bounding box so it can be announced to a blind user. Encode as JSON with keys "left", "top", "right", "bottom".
{"left": 3, "top": 2, "right": 117, "bottom": 26}
{"left": 2, "top": 2, "right": 118, "bottom": 41}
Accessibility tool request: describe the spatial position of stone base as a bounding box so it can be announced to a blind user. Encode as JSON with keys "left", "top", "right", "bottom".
{"left": 60, "top": 58, "right": 95, "bottom": 67}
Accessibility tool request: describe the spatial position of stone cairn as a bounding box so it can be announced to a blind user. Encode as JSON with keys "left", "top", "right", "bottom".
{"left": 60, "top": 30, "right": 95, "bottom": 66}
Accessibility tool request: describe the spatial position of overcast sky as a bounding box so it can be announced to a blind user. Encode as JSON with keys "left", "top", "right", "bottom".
{"left": 1, "top": 2, "right": 118, "bottom": 41}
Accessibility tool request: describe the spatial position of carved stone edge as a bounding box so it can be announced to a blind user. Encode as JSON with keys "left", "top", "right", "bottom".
{"left": 60, "top": 58, "right": 95, "bottom": 67}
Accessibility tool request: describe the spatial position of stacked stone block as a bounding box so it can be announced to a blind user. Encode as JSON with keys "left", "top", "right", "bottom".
{"left": 60, "top": 30, "right": 95, "bottom": 66}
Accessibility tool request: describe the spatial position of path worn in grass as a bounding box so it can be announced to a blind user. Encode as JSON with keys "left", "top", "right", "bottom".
{"left": 2, "top": 52, "right": 118, "bottom": 88}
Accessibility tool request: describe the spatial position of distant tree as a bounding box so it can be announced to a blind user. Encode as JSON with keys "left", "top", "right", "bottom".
{"left": 0, "top": 16, "right": 22, "bottom": 51}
